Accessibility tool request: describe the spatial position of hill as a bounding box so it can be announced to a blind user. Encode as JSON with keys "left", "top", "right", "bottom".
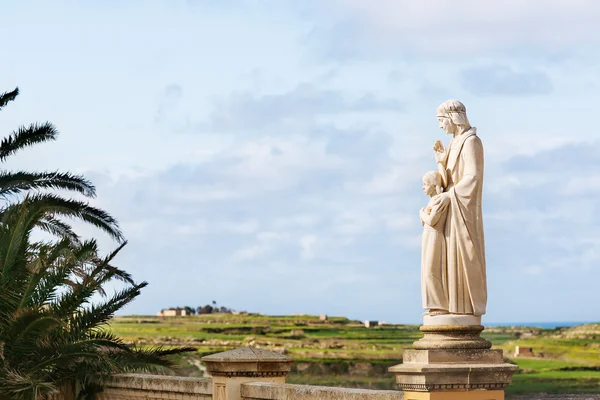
{"left": 107, "top": 314, "right": 600, "bottom": 395}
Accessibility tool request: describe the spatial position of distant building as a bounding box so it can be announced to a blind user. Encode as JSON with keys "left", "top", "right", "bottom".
{"left": 364, "top": 320, "right": 378, "bottom": 328}
{"left": 514, "top": 346, "right": 534, "bottom": 358}
{"left": 319, "top": 315, "right": 328, "bottom": 321}
{"left": 157, "top": 308, "right": 188, "bottom": 317}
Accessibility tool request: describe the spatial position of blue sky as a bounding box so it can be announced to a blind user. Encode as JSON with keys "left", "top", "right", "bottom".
{"left": 2, "top": 0, "right": 600, "bottom": 324}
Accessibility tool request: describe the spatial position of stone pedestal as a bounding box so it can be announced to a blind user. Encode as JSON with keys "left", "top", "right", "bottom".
{"left": 202, "top": 347, "right": 293, "bottom": 400}
{"left": 389, "top": 325, "right": 518, "bottom": 400}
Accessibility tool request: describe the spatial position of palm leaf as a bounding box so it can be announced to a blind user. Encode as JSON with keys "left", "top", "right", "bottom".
{"left": 0, "top": 170, "right": 96, "bottom": 198}
{"left": 0, "top": 87, "right": 19, "bottom": 110}
{"left": 0, "top": 122, "right": 58, "bottom": 162}
{"left": 3, "top": 193, "right": 123, "bottom": 242}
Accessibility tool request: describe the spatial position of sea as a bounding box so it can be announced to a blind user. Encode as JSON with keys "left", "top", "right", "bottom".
{"left": 485, "top": 321, "right": 593, "bottom": 329}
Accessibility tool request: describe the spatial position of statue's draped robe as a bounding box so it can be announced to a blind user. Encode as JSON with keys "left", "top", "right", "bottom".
{"left": 443, "top": 127, "right": 487, "bottom": 316}
{"left": 421, "top": 195, "right": 450, "bottom": 311}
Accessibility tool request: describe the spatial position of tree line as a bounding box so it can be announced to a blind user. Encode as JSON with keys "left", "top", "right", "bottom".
{"left": 165, "top": 301, "right": 242, "bottom": 315}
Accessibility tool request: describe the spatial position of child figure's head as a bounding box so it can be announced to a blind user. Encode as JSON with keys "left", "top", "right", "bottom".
{"left": 422, "top": 171, "right": 443, "bottom": 196}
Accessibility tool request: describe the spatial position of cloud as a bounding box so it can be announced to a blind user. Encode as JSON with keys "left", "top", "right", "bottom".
{"left": 9, "top": 0, "right": 600, "bottom": 324}
{"left": 309, "top": 0, "right": 600, "bottom": 58}
{"left": 155, "top": 84, "right": 188, "bottom": 130}
{"left": 202, "top": 83, "right": 403, "bottom": 131}
{"left": 232, "top": 231, "right": 288, "bottom": 262}
{"left": 273, "top": 214, "right": 321, "bottom": 229}
{"left": 299, "top": 234, "right": 318, "bottom": 260}
{"left": 482, "top": 141, "right": 600, "bottom": 283}
{"left": 79, "top": 121, "right": 426, "bottom": 315}
{"left": 502, "top": 142, "right": 599, "bottom": 174}
{"left": 346, "top": 165, "right": 413, "bottom": 195}
{"left": 322, "top": 124, "right": 393, "bottom": 162}
{"left": 81, "top": 131, "right": 600, "bottom": 323}
{"left": 217, "top": 219, "right": 260, "bottom": 235}
{"left": 459, "top": 65, "right": 553, "bottom": 96}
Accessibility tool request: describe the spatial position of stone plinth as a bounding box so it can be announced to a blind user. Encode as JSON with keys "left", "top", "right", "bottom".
{"left": 203, "top": 347, "right": 293, "bottom": 400}
{"left": 423, "top": 314, "right": 481, "bottom": 327}
{"left": 389, "top": 325, "right": 518, "bottom": 400}
{"left": 413, "top": 325, "right": 492, "bottom": 350}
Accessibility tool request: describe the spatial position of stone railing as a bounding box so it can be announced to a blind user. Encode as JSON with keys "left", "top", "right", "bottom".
{"left": 241, "top": 382, "right": 404, "bottom": 400}
{"left": 54, "top": 345, "right": 523, "bottom": 400}
{"left": 96, "top": 374, "right": 212, "bottom": 399}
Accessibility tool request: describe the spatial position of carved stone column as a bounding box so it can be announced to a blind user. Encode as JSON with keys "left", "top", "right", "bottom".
{"left": 389, "top": 325, "right": 518, "bottom": 400}
{"left": 202, "top": 347, "right": 293, "bottom": 400}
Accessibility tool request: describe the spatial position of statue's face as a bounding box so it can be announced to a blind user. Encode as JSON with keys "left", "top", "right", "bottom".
{"left": 422, "top": 179, "right": 436, "bottom": 196}
{"left": 437, "top": 116, "right": 454, "bottom": 134}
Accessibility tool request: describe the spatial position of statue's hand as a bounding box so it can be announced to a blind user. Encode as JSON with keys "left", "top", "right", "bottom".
{"left": 433, "top": 140, "right": 447, "bottom": 164}
{"left": 432, "top": 192, "right": 450, "bottom": 206}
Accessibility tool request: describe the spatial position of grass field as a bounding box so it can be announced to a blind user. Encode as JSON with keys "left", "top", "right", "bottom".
{"left": 107, "top": 314, "right": 600, "bottom": 395}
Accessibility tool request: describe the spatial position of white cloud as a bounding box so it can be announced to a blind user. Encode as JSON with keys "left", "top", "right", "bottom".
{"left": 217, "top": 219, "right": 260, "bottom": 235}
{"left": 232, "top": 231, "right": 289, "bottom": 262}
{"left": 171, "top": 187, "right": 242, "bottom": 203}
{"left": 5, "top": 0, "right": 600, "bottom": 323}
{"left": 385, "top": 213, "right": 414, "bottom": 231}
{"left": 299, "top": 234, "right": 318, "bottom": 260}
{"left": 273, "top": 214, "right": 321, "bottom": 229}
{"left": 346, "top": 166, "right": 412, "bottom": 195}
{"left": 333, "top": 211, "right": 377, "bottom": 235}
{"left": 219, "top": 136, "right": 347, "bottom": 190}
{"left": 524, "top": 265, "right": 543, "bottom": 276}
{"left": 173, "top": 220, "right": 207, "bottom": 236}
{"left": 325, "top": 0, "right": 600, "bottom": 54}
{"left": 561, "top": 175, "right": 600, "bottom": 197}
{"left": 204, "top": 83, "right": 403, "bottom": 131}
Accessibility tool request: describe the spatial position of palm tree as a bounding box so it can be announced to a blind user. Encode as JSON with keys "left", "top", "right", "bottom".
{"left": 0, "top": 87, "right": 192, "bottom": 399}
{"left": 0, "top": 198, "right": 194, "bottom": 399}
{"left": 0, "top": 87, "right": 123, "bottom": 242}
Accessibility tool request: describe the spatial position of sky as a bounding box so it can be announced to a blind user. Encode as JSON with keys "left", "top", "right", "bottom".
{"left": 1, "top": 0, "right": 600, "bottom": 324}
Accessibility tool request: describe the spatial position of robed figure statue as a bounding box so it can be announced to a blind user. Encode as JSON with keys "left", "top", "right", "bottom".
{"left": 421, "top": 100, "right": 487, "bottom": 318}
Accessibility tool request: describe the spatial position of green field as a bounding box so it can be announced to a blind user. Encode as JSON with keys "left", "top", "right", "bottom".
{"left": 108, "top": 315, "right": 600, "bottom": 396}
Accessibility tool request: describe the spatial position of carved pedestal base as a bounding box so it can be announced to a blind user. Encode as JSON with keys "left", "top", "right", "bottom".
{"left": 389, "top": 325, "right": 518, "bottom": 399}
{"left": 413, "top": 325, "right": 492, "bottom": 350}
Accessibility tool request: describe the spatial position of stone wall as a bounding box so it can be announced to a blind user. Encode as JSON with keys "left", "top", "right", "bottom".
{"left": 241, "top": 382, "right": 404, "bottom": 400}
{"left": 96, "top": 374, "right": 212, "bottom": 400}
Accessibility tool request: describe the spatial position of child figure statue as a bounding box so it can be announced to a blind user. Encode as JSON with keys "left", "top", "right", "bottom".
{"left": 420, "top": 171, "right": 450, "bottom": 316}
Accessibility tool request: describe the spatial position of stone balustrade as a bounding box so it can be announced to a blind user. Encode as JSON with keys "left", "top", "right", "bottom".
{"left": 241, "top": 382, "right": 404, "bottom": 400}
{"left": 56, "top": 346, "right": 587, "bottom": 400}
{"left": 96, "top": 374, "right": 212, "bottom": 399}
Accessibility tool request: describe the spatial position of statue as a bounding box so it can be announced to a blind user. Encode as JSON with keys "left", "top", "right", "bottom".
{"left": 421, "top": 100, "right": 487, "bottom": 320}
{"left": 390, "top": 106, "right": 518, "bottom": 394}
{"left": 420, "top": 171, "right": 450, "bottom": 316}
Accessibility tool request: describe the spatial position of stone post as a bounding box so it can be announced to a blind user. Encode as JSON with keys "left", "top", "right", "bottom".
{"left": 202, "top": 347, "right": 293, "bottom": 400}
{"left": 389, "top": 325, "right": 519, "bottom": 400}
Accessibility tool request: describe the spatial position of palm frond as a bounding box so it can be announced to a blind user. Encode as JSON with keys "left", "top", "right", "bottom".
{"left": 63, "top": 283, "right": 146, "bottom": 336}
{"left": 0, "top": 170, "right": 96, "bottom": 198}
{"left": 0, "top": 87, "right": 19, "bottom": 110}
{"left": 0, "top": 368, "right": 57, "bottom": 400}
{"left": 36, "top": 216, "right": 80, "bottom": 242}
{"left": 0, "top": 122, "right": 58, "bottom": 162}
{"left": 4, "top": 193, "right": 123, "bottom": 242}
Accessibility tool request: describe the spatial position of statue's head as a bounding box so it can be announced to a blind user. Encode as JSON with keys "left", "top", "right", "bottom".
{"left": 436, "top": 100, "right": 471, "bottom": 135}
{"left": 422, "top": 171, "right": 443, "bottom": 196}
